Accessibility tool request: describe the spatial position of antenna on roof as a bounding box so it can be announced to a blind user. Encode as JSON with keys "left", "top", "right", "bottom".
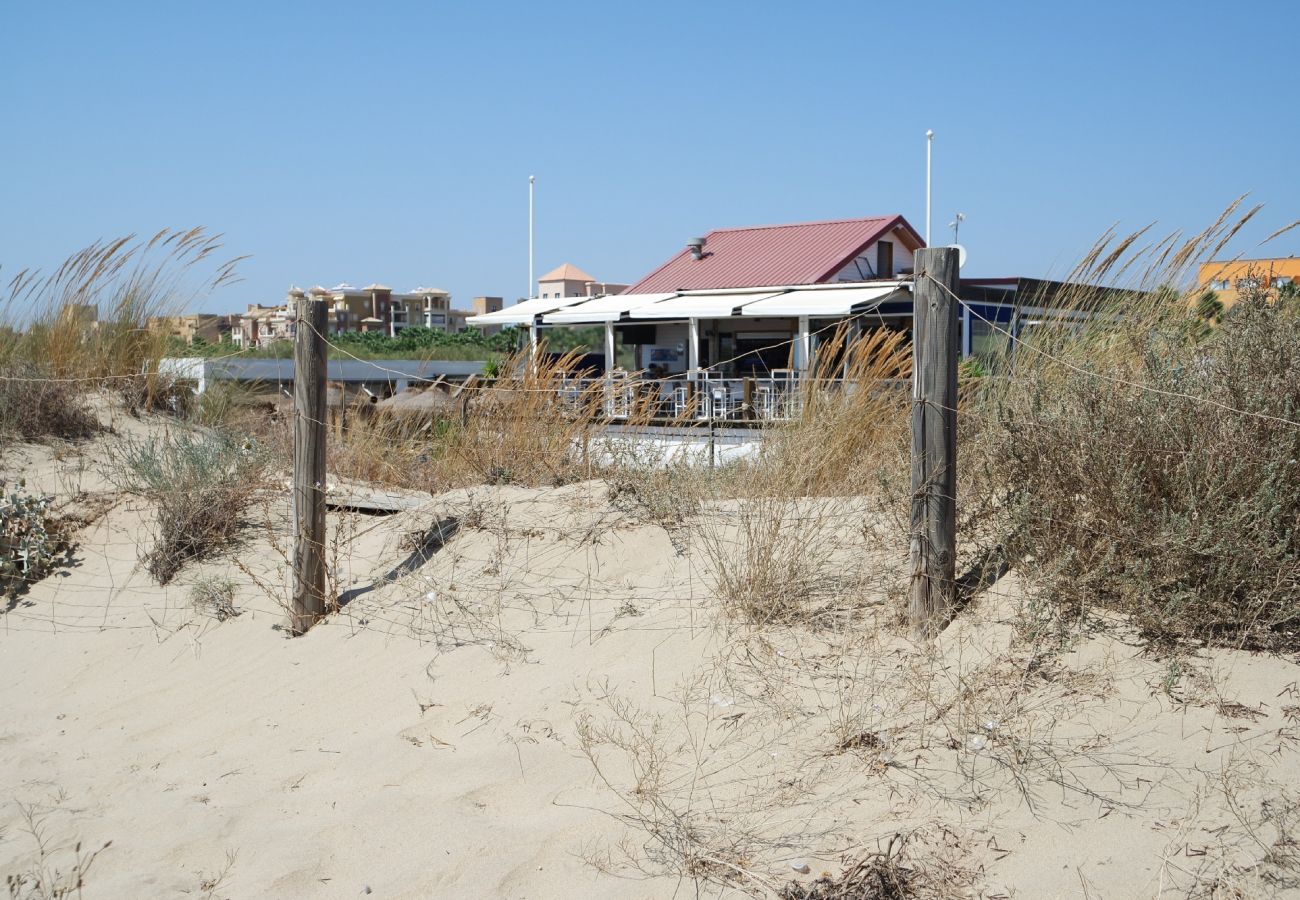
{"left": 687, "top": 237, "right": 707, "bottom": 260}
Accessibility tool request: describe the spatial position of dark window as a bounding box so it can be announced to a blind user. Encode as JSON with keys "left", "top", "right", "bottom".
{"left": 877, "top": 241, "right": 894, "bottom": 279}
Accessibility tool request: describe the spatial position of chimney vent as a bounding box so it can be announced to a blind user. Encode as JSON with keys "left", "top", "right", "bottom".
{"left": 687, "top": 237, "right": 707, "bottom": 260}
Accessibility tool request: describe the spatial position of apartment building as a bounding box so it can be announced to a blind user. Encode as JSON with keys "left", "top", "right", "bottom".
{"left": 232, "top": 283, "right": 487, "bottom": 348}
{"left": 1198, "top": 256, "right": 1300, "bottom": 308}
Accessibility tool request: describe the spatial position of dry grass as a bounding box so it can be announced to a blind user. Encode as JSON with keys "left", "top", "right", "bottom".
{"left": 4, "top": 800, "right": 111, "bottom": 900}
{"left": 754, "top": 326, "right": 912, "bottom": 497}
{"left": 691, "top": 328, "right": 912, "bottom": 628}
{"left": 1, "top": 228, "right": 242, "bottom": 383}
{"left": 189, "top": 575, "right": 241, "bottom": 622}
{"left": 0, "top": 228, "right": 243, "bottom": 443}
{"left": 318, "top": 346, "right": 685, "bottom": 493}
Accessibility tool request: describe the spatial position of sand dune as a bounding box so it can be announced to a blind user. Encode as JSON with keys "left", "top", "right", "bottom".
{"left": 4, "top": 426, "right": 1300, "bottom": 898}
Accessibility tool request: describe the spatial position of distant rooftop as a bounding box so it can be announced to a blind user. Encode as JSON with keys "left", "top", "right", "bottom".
{"left": 538, "top": 262, "right": 595, "bottom": 283}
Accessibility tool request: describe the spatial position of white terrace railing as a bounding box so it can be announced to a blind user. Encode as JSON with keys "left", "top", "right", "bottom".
{"left": 554, "top": 373, "right": 900, "bottom": 423}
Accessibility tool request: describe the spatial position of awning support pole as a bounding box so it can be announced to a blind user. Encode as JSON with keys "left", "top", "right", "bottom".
{"left": 961, "top": 304, "right": 972, "bottom": 359}
{"left": 688, "top": 318, "right": 700, "bottom": 372}
{"left": 796, "top": 315, "right": 811, "bottom": 373}
{"left": 604, "top": 321, "right": 616, "bottom": 373}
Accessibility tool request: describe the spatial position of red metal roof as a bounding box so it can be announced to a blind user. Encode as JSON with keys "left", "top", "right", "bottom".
{"left": 624, "top": 215, "right": 924, "bottom": 294}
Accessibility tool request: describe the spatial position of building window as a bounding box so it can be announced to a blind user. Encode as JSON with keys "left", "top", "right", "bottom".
{"left": 1236, "top": 277, "right": 1261, "bottom": 291}
{"left": 877, "top": 241, "right": 894, "bottom": 279}
{"left": 1273, "top": 276, "right": 1293, "bottom": 288}
{"left": 1211, "top": 279, "right": 1230, "bottom": 291}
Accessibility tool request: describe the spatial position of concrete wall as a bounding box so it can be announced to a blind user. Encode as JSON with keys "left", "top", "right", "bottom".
{"left": 161, "top": 357, "right": 486, "bottom": 394}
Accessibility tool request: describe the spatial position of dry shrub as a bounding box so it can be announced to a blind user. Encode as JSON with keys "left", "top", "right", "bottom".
{"left": 106, "top": 429, "right": 267, "bottom": 585}
{"left": 778, "top": 836, "right": 916, "bottom": 900}
{"left": 0, "top": 367, "right": 99, "bottom": 443}
{"left": 978, "top": 201, "right": 1300, "bottom": 650}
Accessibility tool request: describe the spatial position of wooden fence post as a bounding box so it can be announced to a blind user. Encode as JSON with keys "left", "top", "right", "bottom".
{"left": 291, "top": 295, "right": 328, "bottom": 635}
{"left": 909, "top": 247, "right": 960, "bottom": 635}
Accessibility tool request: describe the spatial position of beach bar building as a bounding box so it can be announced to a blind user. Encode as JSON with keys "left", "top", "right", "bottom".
{"left": 467, "top": 214, "right": 1122, "bottom": 420}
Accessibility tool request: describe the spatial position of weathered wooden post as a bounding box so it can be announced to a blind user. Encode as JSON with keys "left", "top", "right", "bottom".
{"left": 291, "top": 294, "right": 328, "bottom": 635}
{"left": 909, "top": 246, "right": 960, "bottom": 635}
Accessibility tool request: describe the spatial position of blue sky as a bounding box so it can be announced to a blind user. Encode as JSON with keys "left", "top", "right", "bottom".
{"left": 3, "top": 0, "right": 1297, "bottom": 313}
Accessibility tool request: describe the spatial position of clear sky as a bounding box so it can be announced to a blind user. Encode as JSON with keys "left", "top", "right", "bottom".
{"left": 3, "top": 0, "right": 1297, "bottom": 313}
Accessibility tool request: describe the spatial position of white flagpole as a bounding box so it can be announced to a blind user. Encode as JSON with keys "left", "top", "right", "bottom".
{"left": 925, "top": 130, "right": 933, "bottom": 246}
{"left": 528, "top": 175, "right": 535, "bottom": 300}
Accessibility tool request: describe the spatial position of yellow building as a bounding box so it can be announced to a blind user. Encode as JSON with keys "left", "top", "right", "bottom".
{"left": 234, "top": 283, "right": 472, "bottom": 348}
{"left": 1197, "top": 256, "right": 1300, "bottom": 308}
{"left": 148, "top": 313, "right": 232, "bottom": 344}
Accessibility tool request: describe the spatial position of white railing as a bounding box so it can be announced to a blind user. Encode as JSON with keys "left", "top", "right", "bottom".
{"left": 551, "top": 373, "right": 844, "bottom": 422}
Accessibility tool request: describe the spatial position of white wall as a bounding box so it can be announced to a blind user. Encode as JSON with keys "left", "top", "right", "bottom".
{"left": 639, "top": 323, "right": 690, "bottom": 373}
{"left": 538, "top": 278, "right": 589, "bottom": 300}
{"left": 826, "top": 227, "right": 917, "bottom": 281}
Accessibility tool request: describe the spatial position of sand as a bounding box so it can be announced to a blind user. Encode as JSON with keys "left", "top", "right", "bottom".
{"left": 4, "top": 420, "right": 1300, "bottom": 898}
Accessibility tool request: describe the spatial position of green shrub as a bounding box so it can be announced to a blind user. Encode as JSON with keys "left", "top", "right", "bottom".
{"left": 1, "top": 481, "right": 70, "bottom": 598}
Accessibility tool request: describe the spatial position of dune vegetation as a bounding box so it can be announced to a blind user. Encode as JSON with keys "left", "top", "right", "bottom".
{"left": 4, "top": 207, "right": 1300, "bottom": 897}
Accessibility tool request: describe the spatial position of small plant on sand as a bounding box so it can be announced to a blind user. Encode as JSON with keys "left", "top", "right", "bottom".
{"left": 699, "top": 496, "right": 843, "bottom": 626}
{"left": 189, "top": 575, "right": 240, "bottom": 622}
{"left": 5, "top": 801, "right": 112, "bottom": 900}
{"left": 777, "top": 835, "right": 916, "bottom": 900}
{"left": 1, "top": 482, "right": 71, "bottom": 601}
{"left": 106, "top": 429, "right": 267, "bottom": 585}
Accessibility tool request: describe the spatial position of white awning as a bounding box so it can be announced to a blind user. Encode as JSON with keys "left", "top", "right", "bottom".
{"left": 467, "top": 294, "right": 591, "bottom": 325}
{"left": 625, "top": 290, "right": 787, "bottom": 319}
{"left": 738, "top": 284, "right": 905, "bottom": 317}
{"left": 541, "top": 292, "right": 677, "bottom": 324}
